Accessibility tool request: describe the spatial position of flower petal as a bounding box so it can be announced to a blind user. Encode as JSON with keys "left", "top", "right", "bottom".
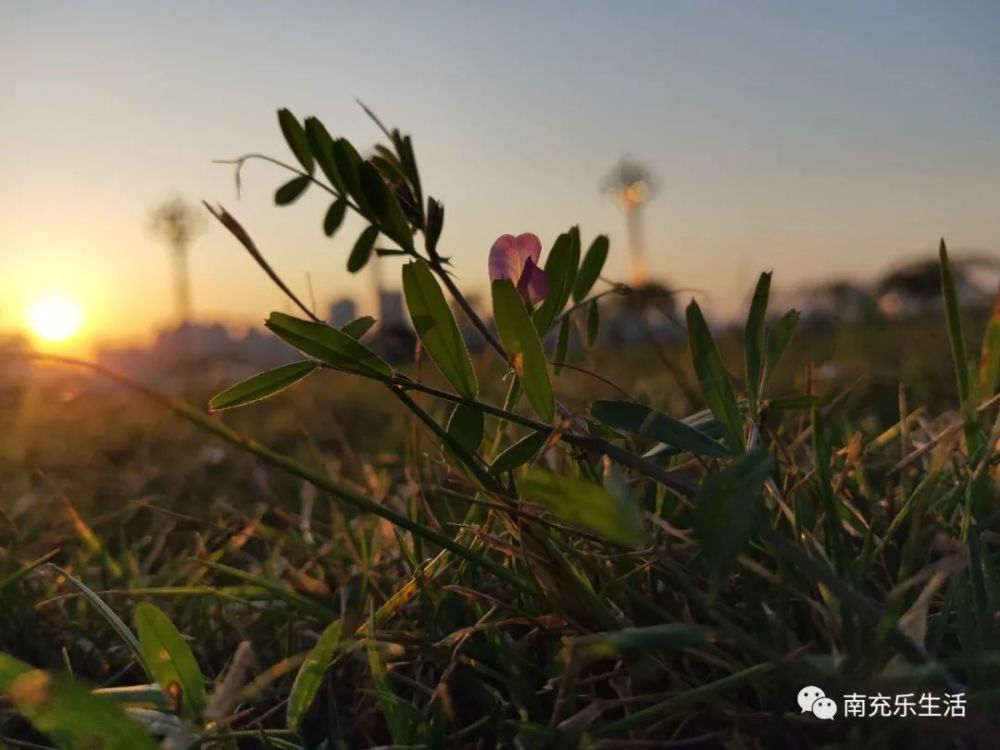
{"left": 489, "top": 234, "right": 520, "bottom": 281}
{"left": 517, "top": 257, "right": 549, "bottom": 307}
{"left": 514, "top": 233, "right": 542, "bottom": 270}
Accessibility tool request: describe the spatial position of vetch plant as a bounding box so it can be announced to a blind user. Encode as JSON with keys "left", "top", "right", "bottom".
{"left": 3, "top": 103, "right": 1000, "bottom": 748}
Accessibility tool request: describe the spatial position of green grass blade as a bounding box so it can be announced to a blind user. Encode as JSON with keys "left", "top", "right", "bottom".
{"left": 692, "top": 450, "right": 772, "bottom": 573}
{"left": 940, "top": 239, "right": 971, "bottom": 407}
{"left": 49, "top": 565, "right": 149, "bottom": 679}
{"left": 286, "top": 620, "right": 343, "bottom": 732}
{"left": 744, "top": 271, "right": 771, "bottom": 417}
{"left": 686, "top": 300, "right": 745, "bottom": 453}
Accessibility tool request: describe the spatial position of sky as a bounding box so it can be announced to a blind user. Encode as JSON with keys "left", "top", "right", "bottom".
{"left": 2, "top": 1, "right": 1000, "bottom": 347}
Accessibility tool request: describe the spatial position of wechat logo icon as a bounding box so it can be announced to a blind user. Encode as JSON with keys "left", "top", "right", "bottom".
{"left": 798, "top": 686, "right": 838, "bottom": 720}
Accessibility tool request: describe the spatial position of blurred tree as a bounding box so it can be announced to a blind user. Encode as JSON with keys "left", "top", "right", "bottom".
{"left": 151, "top": 198, "right": 204, "bottom": 325}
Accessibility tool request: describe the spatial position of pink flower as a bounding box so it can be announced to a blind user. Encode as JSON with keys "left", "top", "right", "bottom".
{"left": 488, "top": 233, "right": 549, "bottom": 306}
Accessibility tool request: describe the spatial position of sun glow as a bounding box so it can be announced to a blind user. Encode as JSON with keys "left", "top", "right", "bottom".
{"left": 26, "top": 295, "right": 85, "bottom": 343}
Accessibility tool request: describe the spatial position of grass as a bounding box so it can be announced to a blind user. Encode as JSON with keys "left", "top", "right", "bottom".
{"left": 2, "top": 107, "right": 1000, "bottom": 748}
{"left": 1, "top": 303, "right": 999, "bottom": 748}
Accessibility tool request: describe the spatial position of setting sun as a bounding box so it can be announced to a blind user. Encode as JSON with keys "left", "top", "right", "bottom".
{"left": 26, "top": 295, "right": 85, "bottom": 343}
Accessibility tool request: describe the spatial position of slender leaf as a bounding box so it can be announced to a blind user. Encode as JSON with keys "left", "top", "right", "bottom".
{"left": 940, "top": 239, "right": 971, "bottom": 407}
{"left": 591, "top": 400, "right": 732, "bottom": 458}
{"left": 323, "top": 198, "right": 348, "bottom": 236}
{"left": 304, "top": 116, "right": 346, "bottom": 193}
{"left": 493, "top": 279, "right": 555, "bottom": 423}
{"left": 209, "top": 361, "right": 317, "bottom": 411}
{"left": 348, "top": 225, "right": 379, "bottom": 273}
{"left": 686, "top": 301, "right": 744, "bottom": 453}
{"left": 134, "top": 602, "right": 207, "bottom": 718}
{"left": 573, "top": 235, "right": 609, "bottom": 302}
{"left": 586, "top": 298, "right": 600, "bottom": 346}
{"left": 693, "top": 450, "right": 772, "bottom": 572}
{"left": 402, "top": 260, "right": 478, "bottom": 398}
{"left": 274, "top": 175, "right": 311, "bottom": 206}
{"left": 979, "top": 291, "right": 1000, "bottom": 397}
{"left": 49, "top": 565, "right": 149, "bottom": 679}
{"left": 266, "top": 312, "right": 392, "bottom": 378}
{"left": 358, "top": 161, "right": 413, "bottom": 251}
{"left": 332, "top": 138, "right": 370, "bottom": 216}
{"left": 490, "top": 430, "right": 550, "bottom": 474}
{"left": 533, "top": 232, "right": 578, "bottom": 335}
{"left": 341, "top": 316, "right": 376, "bottom": 339}
{"left": 287, "top": 620, "right": 343, "bottom": 732}
{"left": 765, "top": 309, "right": 799, "bottom": 383}
{"left": 744, "top": 272, "right": 771, "bottom": 416}
{"left": 277, "top": 108, "right": 314, "bottom": 174}
{"left": 519, "top": 470, "right": 643, "bottom": 546}
{"left": 446, "top": 403, "right": 485, "bottom": 455}
{"left": 554, "top": 316, "right": 571, "bottom": 374}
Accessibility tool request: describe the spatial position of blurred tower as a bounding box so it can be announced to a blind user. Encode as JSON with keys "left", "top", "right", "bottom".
{"left": 603, "top": 159, "right": 656, "bottom": 288}
{"left": 151, "top": 198, "right": 203, "bottom": 325}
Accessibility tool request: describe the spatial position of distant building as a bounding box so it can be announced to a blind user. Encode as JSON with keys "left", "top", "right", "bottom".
{"left": 328, "top": 298, "right": 357, "bottom": 328}
{"left": 378, "top": 290, "right": 406, "bottom": 328}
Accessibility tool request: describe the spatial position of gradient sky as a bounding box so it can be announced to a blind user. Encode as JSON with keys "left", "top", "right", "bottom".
{"left": 3, "top": 1, "right": 1000, "bottom": 345}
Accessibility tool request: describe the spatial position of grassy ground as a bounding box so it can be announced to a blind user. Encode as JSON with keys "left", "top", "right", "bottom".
{"left": 1, "top": 306, "right": 999, "bottom": 748}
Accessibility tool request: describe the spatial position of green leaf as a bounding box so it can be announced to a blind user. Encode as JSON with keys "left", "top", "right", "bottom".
{"left": 573, "top": 234, "right": 609, "bottom": 302}
{"left": 591, "top": 400, "right": 732, "bottom": 458}
{"left": 348, "top": 225, "right": 380, "bottom": 273}
{"left": 304, "top": 117, "right": 346, "bottom": 193}
{"left": 0, "top": 655, "right": 157, "bottom": 750}
{"left": 332, "top": 138, "right": 370, "bottom": 216}
{"left": 358, "top": 161, "right": 413, "bottom": 251}
{"left": 519, "top": 470, "right": 643, "bottom": 546}
{"left": 493, "top": 279, "right": 555, "bottom": 423}
{"left": 533, "top": 231, "right": 579, "bottom": 335}
{"left": 286, "top": 619, "right": 343, "bottom": 732}
{"left": 446, "top": 403, "right": 484, "bottom": 455}
{"left": 490, "top": 430, "right": 550, "bottom": 474}
{"left": 266, "top": 312, "right": 392, "bottom": 378}
{"left": 323, "top": 198, "right": 348, "bottom": 236}
{"left": 686, "top": 301, "right": 744, "bottom": 453}
{"left": 402, "top": 260, "right": 478, "bottom": 398}
{"left": 764, "top": 309, "right": 799, "bottom": 383}
{"left": 341, "top": 316, "right": 376, "bottom": 339}
{"left": 209, "top": 361, "right": 317, "bottom": 411}
{"left": 134, "top": 602, "right": 207, "bottom": 718}
{"left": 979, "top": 292, "right": 1000, "bottom": 397}
{"left": 940, "top": 239, "right": 971, "bottom": 407}
{"left": 744, "top": 272, "right": 771, "bottom": 416}
{"left": 366, "top": 615, "right": 415, "bottom": 745}
{"left": 274, "top": 175, "right": 311, "bottom": 206}
{"left": 586, "top": 298, "right": 600, "bottom": 346}
{"left": 554, "top": 316, "right": 571, "bottom": 374}
{"left": 693, "top": 450, "right": 772, "bottom": 572}
{"left": 277, "top": 108, "right": 314, "bottom": 174}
